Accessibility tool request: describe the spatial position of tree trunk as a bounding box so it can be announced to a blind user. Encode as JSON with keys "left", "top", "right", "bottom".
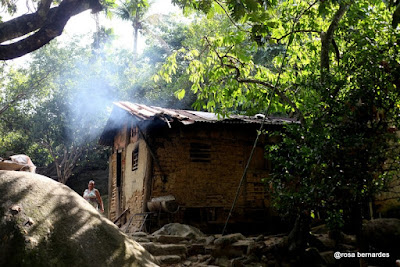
{"left": 287, "top": 211, "right": 311, "bottom": 254}
{"left": 0, "top": 0, "right": 102, "bottom": 60}
{"left": 133, "top": 26, "right": 139, "bottom": 59}
{"left": 320, "top": 3, "right": 350, "bottom": 83}
{"left": 44, "top": 142, "right": 84, "bottom": 184}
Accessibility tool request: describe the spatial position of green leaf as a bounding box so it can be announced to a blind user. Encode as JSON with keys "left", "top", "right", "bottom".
{"left": 174, "top": 89, "right": 186, "bottom": 100}
{"left": 243, "top": 0, "right": 259, "bottom": 11}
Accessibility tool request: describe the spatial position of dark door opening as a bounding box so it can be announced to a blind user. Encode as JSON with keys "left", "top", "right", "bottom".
{"left": 117, "top": 151, "right": 122, "bottom": 216}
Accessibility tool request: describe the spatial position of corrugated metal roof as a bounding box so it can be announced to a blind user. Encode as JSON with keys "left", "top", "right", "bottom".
{"left": 115, "top": 102, "right": 297, "bottom": 125}
{"left": 99, "top": 102, "right": 298, "bottom": 146}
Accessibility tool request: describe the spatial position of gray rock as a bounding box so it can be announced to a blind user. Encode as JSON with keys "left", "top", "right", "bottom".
{"left": 154, "top": 234, "right": 187, "bottom": 244}
{"left": 182, "top": 260, "right": 193, "bottom": 266}
{"left": 360, "top": 218, "right": 400, "bottom": 261}
{"left": 132, "top": 231, "right": 148, "bottom": 237}
{"left": 215, "top": 256, "right": 230, "bottom": 267}
{"left": 231, "top": 239, "right": 256, "bottom": 255}
{"left": 152, "top": 223, "right": 205, "bottom": 239}
{"left": 230, "top": 257, "right": 245, "bottom": 267}
{"left": 141, "top": 242, "right": 187, "bottom": 256}
{"left": 311, "top": 224, "right": 329, "bottom": 234}
{"left": 205, "top": 235, "right": 215, "bottom": 245}
{"left": 195, "top": 236, "right": 207, "bottom": 244}
{"left": 254, "top": 234, "right": 264, "bottom": 242}
{"left": 132, "top": 237, "right": 151, "bottom": 243}
{"left": 154, "top": 255, "right": 182, "bottom": 265}
{"left": 197, "top": 254, "right": 212, "bottom": 262}
{"left": 342, "top": 233, "right": 356, "bottom": 246}
{"left": 214, "top": 233, "right": 245, "bottom": 247}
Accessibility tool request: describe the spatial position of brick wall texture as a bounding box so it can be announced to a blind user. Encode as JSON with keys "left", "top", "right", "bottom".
{"left": 109, "top": 122, "right": 275, "bottom": 227}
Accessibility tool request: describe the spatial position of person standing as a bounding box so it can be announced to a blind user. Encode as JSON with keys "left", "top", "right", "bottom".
{"left": 83, "top": 180, "right": 104, "bottom": 213}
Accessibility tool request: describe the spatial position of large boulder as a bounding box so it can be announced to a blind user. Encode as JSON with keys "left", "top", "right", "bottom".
{"left": 360, "top": 218, "right": 400, "bottom": 266}
{"left": 0, "top": 171, "right": 158, "bottom": 267}
{"left": 152, "top": 223, "right": 204, "bottom": 239}
{"left": 361, "top": 218, "right": 400, "bottom": 251}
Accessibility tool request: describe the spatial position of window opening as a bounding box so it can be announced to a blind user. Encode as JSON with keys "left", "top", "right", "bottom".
{"left": 130, "top": 126, "right": 137, "bottom": 138}
{"left": 132, "top": 145, "right": 139, "bottom": 171}
{"left": 190, "top": 142, "right": 211, "bottom": 162}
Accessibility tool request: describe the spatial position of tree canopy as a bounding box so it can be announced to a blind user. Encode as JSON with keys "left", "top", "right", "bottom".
{"left": 0, "top": 13, "right": 192, "bottom": 183}
{"left": 155, "top": 0, "right": 400, "bottom": 243}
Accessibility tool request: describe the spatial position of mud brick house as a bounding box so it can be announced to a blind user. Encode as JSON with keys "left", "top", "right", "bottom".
{"left": 99, "top": 102, "right": 297, "bottom": 232}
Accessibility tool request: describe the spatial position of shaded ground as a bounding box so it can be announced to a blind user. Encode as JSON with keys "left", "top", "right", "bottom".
{"left": 129, "top": 222, "right": 400, "bottom": 267}
{"left": 127, "top": 223, "right": 355, "bottom": 267}
{"left": 2, "top": 170, "right": 400, "bottom": 267}
{"left": 0, "top": 170, "right": 157, "bottom": 267}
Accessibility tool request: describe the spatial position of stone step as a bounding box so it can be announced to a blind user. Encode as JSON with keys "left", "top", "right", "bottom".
{"left": 155, "top": 255, "right": 182, "bottom": 265}
{"left": 140, "top": 242, "right": 188, "bottom": 257}
{"left": 154, "top": 234, "right": 188, "bottom": 244}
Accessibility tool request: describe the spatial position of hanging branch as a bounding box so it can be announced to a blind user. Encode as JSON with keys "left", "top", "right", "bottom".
{"left": 214, "top": 0, "right": 251, "bottom": 33}
{"left": 320, "top": 3, "right": 351, "bottom": 81}
{"left": 238, "top": 78, "right": 305, "bottom": 124}
{"left": 272, "top": 30, "right": 321, "bottom": 42}
{"left": 203, "top": 36, "right": 305, "bottom": 124}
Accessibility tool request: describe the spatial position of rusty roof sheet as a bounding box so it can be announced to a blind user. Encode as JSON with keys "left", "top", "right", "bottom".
{"left": 115, "top": 102, "right": 297, "bottom": 125}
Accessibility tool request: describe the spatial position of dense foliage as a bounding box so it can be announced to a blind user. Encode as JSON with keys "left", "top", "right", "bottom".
{"left": 158, "top": 0, "right": 400, "bottom": 238}
{"left": 0, "top": 37, "right": 116, "bottom": 182}
{"left": 0, "top": 13, "right": 192, "bottom": 183}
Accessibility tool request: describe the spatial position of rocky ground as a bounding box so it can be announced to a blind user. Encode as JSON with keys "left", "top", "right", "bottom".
{"left": 127, "top": 219, "right": 400, "bottom": 267}
{"left": 2, "top": 170, "right": 400, "bottom": 267}
{"left": 125, "top": 223, "right": 358, "bottom": 267}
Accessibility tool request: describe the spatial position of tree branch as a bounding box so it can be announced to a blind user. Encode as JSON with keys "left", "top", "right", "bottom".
{"left": 320, "top": 3, "right": 350, "bottom": 80}
{"left": 214, "top": 0, "right": 251, "bottom": 33}
{"left": 0, "top": 0, "right": 102, "bottom": 60}
{"left": 273, "top": 30, "right": 321, "bottom": 43}
{"left": 37, "top": 0, "right": 53, "bottom": 17}
{"left": 0, "top": 70, "right": 51, "bottom": 115}
{"left": 203, "top": 36, "right": 304, "bottom": 123}
{"left": 237, "top": 78, "right": 305, "bottom": 124}
{"left": 204, "top": 36, "right": 242, "bottom": 78}
{"left": 0, "top": 93, "right": 26, "bottom": 115}
{"left": 331, "top": 38, "right": 340, "bottom": 65}
{"left": 294, "top": 0, "right": 320, "bottom": 23}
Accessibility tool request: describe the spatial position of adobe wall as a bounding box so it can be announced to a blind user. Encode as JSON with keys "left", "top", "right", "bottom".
{"left": 108, "top": 152, "right": 117, "bottom": 221}
{"left": 108, "top": 125, "right": 128, "bottom": 223}
{"left": 375, "top": 175, "right": 400, "bottom": 217}
{"left": 108, "top": 125, "right": 153, "bottom": 228}
{"left": 124, "top": 140, "right": 151, "bottom": 217}
{"left": 374, "top": 132, "right": 400, "bottom": 218}
{"left": 149, "top": 123, "right": 272, "bottom": 224}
